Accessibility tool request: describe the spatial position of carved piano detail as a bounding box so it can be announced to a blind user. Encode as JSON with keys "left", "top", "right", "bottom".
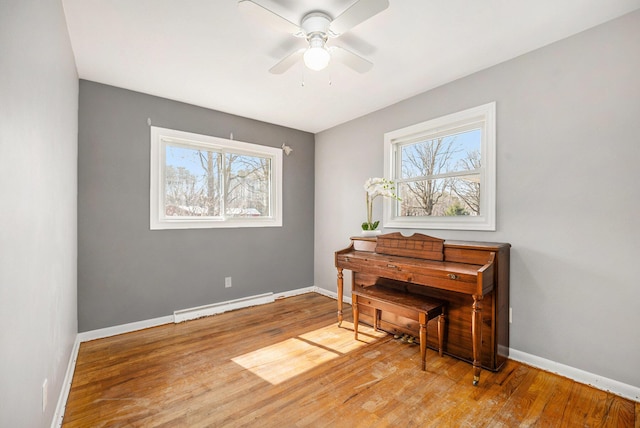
{"left": 335, "top": 233, "right": 510, "bottom": 385}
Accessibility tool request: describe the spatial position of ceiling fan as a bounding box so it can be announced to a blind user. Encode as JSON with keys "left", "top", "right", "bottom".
{"left": 238, "top": 0, "right": 389, "bottom": 74}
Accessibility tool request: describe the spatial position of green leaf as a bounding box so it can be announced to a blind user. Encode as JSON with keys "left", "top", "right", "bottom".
{"left": 361, "top": 221, "right": 379, "bottom": 231}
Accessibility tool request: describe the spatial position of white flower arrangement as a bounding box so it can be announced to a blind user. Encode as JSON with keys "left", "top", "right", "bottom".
{"left": 362, "top": 177, "right": 400, "bottom": 231}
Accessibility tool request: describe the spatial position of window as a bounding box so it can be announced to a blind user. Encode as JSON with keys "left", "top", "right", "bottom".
{"left": 150, "top": 126, "right": 282, "bottom": 229}
{"left": 383, "top": 102, "right": 496, "bottom": 231}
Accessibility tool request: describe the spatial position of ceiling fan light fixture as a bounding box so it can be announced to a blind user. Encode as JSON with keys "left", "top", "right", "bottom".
{"left": 303, "top": 45, "right": 330, "bottom": 71}
{"left": 303, "top": 34, "right": 330, "bottom": 71}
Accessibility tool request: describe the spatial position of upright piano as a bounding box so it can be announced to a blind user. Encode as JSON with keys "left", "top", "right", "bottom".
{"left": 335, "top": 232, "right": 510, "bottom": 385}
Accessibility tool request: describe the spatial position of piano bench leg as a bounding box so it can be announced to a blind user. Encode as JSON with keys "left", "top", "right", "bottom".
{"left": 373, "top": 308, "right": 380, "bottom": 331}
{"left": 437, "top": 313, "right": 445, "bottom": 357}
{"left": 352, "top": 294, "right": 359, "bottom": 341}
{"left": 419, "top": 312, "right": 427, "bottom": 371}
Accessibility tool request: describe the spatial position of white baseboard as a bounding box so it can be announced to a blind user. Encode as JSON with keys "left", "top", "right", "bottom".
{"left": 313, "top": 285, "right": 337, "bottom": 300}
{"left": 51, "top": 337, "right": 81, "bottom": 428}
{"left": 274, "top": 286, "right": 316, "bottom": 299}
{"left": 313, "top": 285, "right": 352, "bottom": 304}
{"left": 509, "top": 349, "right": 640, "bottom": 402}
{"left": 174, "top": 292, "right": 274, "bottom": 323}
{"left": 77, "top": 288, "right": 315, "bottom": 340}
{"left": 77, "top": 315, "right": 174, "bottom": 342}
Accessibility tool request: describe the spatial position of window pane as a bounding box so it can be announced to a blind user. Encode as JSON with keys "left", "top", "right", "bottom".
{"left": 224, "top": 153, "right": 271, "bottom": 218}
{"left": 398, "top": 175, "right": 480, "bottom": 217}
{"left": 400, "top": 129, "right": 481, "bottom": 179}
{"left": 164, "top": 145, "right": 220, "bottom": 217}
{"left": 450, "top": 174, "right": 480, "bottom": 216}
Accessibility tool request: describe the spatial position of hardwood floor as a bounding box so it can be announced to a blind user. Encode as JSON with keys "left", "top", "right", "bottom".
{"left": 63, "top": 293, "right": 639, "bottom": 427}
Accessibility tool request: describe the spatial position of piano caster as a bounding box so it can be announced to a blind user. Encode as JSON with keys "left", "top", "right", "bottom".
{"left": 472, "top": 375, "right": 480, "bottom": 386}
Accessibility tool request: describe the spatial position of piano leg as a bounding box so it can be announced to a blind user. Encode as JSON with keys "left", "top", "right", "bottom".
{"left": 337, "top": 268, "right": 344, "bottom": 327}
{"left": 472, "top": 295, "right": 483, "bottom": 386}
{"left": 419, "top": 312, "right": 427, "bottom": 371}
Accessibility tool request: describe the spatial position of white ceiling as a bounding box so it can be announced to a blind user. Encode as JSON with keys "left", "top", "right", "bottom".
{"left": 62, "top": 0, "right": 640, "bottom": 133}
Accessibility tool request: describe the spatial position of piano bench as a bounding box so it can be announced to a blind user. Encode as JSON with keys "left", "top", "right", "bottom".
{"left": 352, "top": 285, "right": 446, "bottom": 371}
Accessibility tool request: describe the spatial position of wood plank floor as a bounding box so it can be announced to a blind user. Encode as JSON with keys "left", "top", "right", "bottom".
{"left": 63, "top": 293, "right": 639, "bottom": 427}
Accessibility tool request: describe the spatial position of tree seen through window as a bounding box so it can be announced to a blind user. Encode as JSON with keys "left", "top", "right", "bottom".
{"left": 397, "top": 129, "right": 481, "bottom": 217}
{"left": 164, "top": 145, "right": 271, "bottom": 218}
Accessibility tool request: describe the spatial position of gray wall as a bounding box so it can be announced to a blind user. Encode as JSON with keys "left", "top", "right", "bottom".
{"left": 315, "top": 10, "right": 640, "bottom": 388}
{"left": 0, "top": 0, "right": 79, "bottom": 426}
{"left": 78, "top": 81, "right": 315, "bottom": 332}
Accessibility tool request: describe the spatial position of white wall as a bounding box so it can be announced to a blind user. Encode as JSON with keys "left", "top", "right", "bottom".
{"left": 315, "top": 10, "right": 640, "bottom": 389}
{"left": 0, "top": 0, "right": 78, "bottom": 426}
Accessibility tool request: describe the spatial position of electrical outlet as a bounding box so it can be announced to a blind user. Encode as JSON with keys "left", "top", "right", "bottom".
{"left": 225, "top": 277, "right": 232, "bottom": 288}
{"left": 42, "top": 378, "right": 48, "bottom": 413}
{"left": 509, "top": 307, "right": 513, "bottom": 324}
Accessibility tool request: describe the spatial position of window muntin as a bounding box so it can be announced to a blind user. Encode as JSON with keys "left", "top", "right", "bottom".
{"left": 384, "top": 103, "right": 496, "bottom": 231}
{"left": 151, "top": 127, "right": 282, "bottom": 229}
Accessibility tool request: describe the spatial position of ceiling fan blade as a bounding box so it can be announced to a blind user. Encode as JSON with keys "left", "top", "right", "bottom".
{"left": 329, "top": 0, "right": 389, "bottom": 36}
{"left": 329, "top": 46, "right": 373, "bottom": 73}
{"left": 269, "top": 49, "right": 305, "bottom": 74}
{"left": 238, "top": 0, "right": 302, "bottom": 36}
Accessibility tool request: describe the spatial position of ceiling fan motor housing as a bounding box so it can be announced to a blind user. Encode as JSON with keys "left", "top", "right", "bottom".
{"left": 301, "top": 12, "right": 331, "bottom": 39}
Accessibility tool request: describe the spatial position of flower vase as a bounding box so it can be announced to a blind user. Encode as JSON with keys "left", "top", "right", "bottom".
{"left": 361, "top": 229, "right": 382, "bottom": 237}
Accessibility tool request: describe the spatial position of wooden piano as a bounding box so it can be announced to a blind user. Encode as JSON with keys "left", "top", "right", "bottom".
{"left": 335, "top": 232, "right": 510, "bottom": 385}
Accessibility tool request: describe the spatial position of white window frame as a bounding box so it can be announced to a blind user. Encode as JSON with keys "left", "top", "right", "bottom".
{"left": 150, "top": 126, "right": 282, "bottom": 230}
{"left": 383, "top": 102, "right": 496, "bottom": 231}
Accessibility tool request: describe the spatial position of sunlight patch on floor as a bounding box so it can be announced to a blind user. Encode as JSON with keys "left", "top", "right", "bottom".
{"left": 231, "top": 322, "right": 388, "bottom": 385}
{"left": 301, "top": 321, "right": 387, "bottom": 351}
